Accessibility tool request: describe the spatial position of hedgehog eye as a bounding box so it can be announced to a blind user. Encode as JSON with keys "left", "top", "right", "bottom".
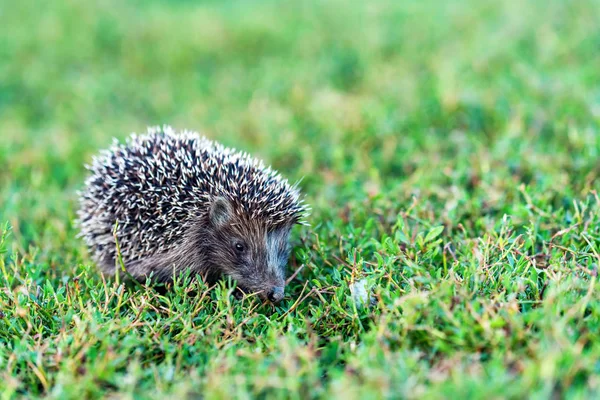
{"left": 234, "top": 242, "right": 246, "bottom": 253}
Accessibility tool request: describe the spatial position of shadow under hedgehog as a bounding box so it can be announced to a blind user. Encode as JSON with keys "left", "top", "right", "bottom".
{"left": 77, "top": 126, "right": 309, "bottom": 303}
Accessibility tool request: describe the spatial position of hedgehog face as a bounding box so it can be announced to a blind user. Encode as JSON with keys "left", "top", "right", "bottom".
{"left": 207, "top": 197, "right": 292, "bottom": 302}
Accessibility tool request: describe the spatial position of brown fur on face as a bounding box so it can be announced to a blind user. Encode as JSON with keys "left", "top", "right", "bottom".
{"left": 204, "top": 197, "right": 291, "bottom": 301}
{"left": 103, "top": 197, "right": 292, "bottom": 302}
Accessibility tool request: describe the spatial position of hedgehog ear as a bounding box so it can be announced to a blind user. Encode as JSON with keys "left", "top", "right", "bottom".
{"left": 209, "top": 196, "right": 233, "bottom": 227}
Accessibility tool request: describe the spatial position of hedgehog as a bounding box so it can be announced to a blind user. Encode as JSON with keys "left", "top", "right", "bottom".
{"left": 77, "top": 125, "right": 308, "bottom": 302}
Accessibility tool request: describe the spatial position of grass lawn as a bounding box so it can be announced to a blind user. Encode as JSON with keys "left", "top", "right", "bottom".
{"left": 1, "top": 0, "right": 600, "bottom": 398}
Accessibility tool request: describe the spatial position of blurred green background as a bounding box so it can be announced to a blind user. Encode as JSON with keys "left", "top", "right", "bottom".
{"left": 1, "top": 0, "right": 600, "bottom": 398}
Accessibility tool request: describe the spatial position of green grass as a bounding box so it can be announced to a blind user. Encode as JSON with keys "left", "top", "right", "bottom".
{"left": 1, "top": 0, "right": 600, "bottom": 398}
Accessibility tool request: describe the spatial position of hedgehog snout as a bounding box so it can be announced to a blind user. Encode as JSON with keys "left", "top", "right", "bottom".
{"left": 267, "top": 286, "right": 285, "bottom": 303}
{"left": 255, "top": 274, "right": 286, "bottom": 303}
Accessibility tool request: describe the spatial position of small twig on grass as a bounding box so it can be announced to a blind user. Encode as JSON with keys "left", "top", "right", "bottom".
{"left": 286, "top": 263, "right": 306, "bottom": 285}
{"left": 278, "top": 280, "right": 312, "bottom": 320}
{"left": 228, "top": 300, "right": 264, "bottom": 337}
